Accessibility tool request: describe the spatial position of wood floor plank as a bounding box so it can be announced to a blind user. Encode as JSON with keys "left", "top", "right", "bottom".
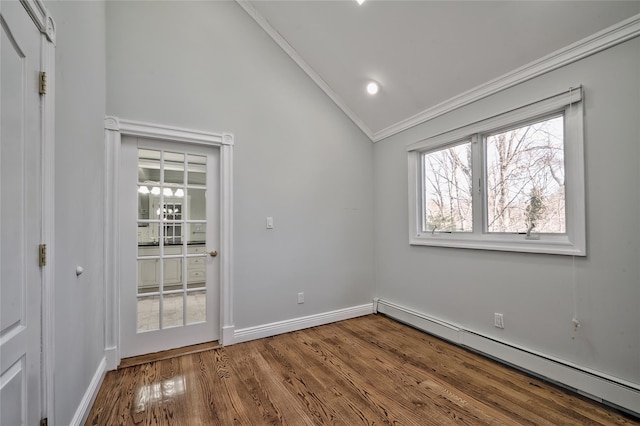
{"left": 309, "top": 321, "right": 513, "bottom": 426}
{"left": 87, "top": 315, "right": 639, "bottom": 425}
{"left": 203, "top": 347, "right": 255, "bottom": 425}
{"left": 226, "top": 346, "right": 287, "bottom": 424}
{"left": 287, "top": 330, "right": 400, "bottom": 424}
{"left": 349, "top": 316, "right": 630, "bottom": 426}
{"left": 337, "top": 318, "right": 549, "bottom": 424}
{"left": 296, "top": 328, "right": 421, "bottom": 425}
{"left": 263, "top": 331, "right": 389, "bottom": 425}
{"left": 342, "top": 317, "right": 589, "bottom": 425}
{"left": 119, "top": 341, "right": 220, "bottom": 369}
{"left": 231, "top": 340, "right": 317, "bottom": 425}
{"left": 315, "top": 324, "right": 516, "bottom": 425}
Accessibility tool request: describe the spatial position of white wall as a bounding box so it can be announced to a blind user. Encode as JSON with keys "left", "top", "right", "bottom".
{"left": 106, "top": 1, "right": 374, "bottom": 329}
{"left": 44, "top": 1, "right": 106, "bottom": 424}
{"left": 374, "top": 37, "right": 640, "bottom": 386}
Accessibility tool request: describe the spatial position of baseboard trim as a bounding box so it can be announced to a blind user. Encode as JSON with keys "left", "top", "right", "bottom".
{"left": 231, "top": 303, "right": 374, "bottom": 345}
{"left": 374, "top": 298, "right": 640, "bottom": 417}
{"left": 221, "top": 325, "right": 235, "bottom": 346}
{"left": 105, "top": 346, "right": 118, "bottom": 371}
{"left": 70, "top": 356, "right": 107, "bottom": 426}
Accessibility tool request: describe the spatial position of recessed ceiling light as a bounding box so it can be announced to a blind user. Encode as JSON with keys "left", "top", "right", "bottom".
{"left": 357, "top": 0, "right": 366, "bottom": 5}
{"left": 366, "top": 81, "right": 379, "bottom": 95}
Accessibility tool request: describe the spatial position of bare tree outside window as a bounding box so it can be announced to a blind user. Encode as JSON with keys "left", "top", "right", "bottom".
{"left": 410, "top": 89, "right": 583, "bottom": 254}
{"left": 486, "top": 115, "right": 565, "bottom": 233}
{"left": 422, "top": 115, "right": 565, "bottom": 235}
{"left": 423, "top": 142, "right": 473, "bottom": 232}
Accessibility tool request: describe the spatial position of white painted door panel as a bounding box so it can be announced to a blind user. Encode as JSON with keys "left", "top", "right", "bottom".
{"left": 0, "top": 2, "right": 43, "bottom": 425}
{"left": 120, "top": 137, "right": 220, "bottom": 358}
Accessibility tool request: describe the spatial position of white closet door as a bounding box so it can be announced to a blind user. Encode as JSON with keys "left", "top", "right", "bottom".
{"left": 1, "top": 2, "right": 44, "bottom": 424}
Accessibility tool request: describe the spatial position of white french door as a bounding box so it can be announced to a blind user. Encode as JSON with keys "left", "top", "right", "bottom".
{"left": 0, "top": 2, "right": 44, "bottom": 424}
{"left": 120, "top": 137, "right": 220, "bottom": 358}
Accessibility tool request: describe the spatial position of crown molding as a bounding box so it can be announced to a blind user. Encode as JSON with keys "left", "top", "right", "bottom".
{"left": 235, "top": 0, "right": 375, "bottom": 141}
{"left": 372, "top": 13, "right": 640, "bottom": 142}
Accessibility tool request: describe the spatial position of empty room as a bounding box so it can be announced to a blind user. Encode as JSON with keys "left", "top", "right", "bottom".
{"left": 1, "top": 1, "right": 639, "bottom": 425}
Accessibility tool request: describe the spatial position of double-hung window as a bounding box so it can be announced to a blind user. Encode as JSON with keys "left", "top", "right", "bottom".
{"left": 408, "top": 87, "right": 586, "bottom": 255}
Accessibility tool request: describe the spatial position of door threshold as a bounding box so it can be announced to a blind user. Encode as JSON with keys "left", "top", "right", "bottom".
{"left": 119, "top": 341, "right": 220, "bottom": 369}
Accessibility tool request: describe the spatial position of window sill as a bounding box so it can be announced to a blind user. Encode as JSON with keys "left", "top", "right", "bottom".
{"left": 409, "top": 233, "right": 585, "bottom": 256}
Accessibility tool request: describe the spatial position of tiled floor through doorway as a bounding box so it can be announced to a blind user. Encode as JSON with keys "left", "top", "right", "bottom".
{"left": 137, "top": 290, "right": 206, "bottom": 332}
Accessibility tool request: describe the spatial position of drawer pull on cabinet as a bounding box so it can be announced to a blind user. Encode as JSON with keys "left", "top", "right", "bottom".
{"left": 208, "top": 250, "right": 218, "bottom": 257}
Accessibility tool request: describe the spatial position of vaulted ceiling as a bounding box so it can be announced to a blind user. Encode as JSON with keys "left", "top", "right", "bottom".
{"left": 239, "top": 1, "right": 640, "bottom": 141}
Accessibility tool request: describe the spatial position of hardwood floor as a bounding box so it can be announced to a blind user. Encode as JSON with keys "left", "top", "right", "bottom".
{"left": 118, "top": 341, "right": 221, "bottom": 369}
{"left": 87, "top": 315, "right": 639, "bottom": 425}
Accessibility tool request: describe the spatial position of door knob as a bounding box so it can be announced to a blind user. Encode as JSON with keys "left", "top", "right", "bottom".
{"left": 208, "top": 250, "right": 218, "bottom": 257}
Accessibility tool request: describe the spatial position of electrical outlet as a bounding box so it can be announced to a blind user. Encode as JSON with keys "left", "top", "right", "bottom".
{"left": 297, "top": 292, "right": 304, "bottom": 304}
{"left": 494, "top": 313, "right": 504, "bottom": 329}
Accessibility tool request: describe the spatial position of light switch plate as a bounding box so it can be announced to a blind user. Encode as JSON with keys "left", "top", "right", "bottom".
{"left": 494, "top": 313, "right": 504, "bottom": 329}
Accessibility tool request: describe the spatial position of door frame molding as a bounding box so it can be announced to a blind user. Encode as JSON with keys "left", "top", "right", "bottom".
{"left": 19, "top": 0, "right": 56, "bottom": 44}
{"left": 17, "top": 0, "right": 57, "bottom": 421}
{"left": 104, "top": 117, "right": 235, "bottom": 370}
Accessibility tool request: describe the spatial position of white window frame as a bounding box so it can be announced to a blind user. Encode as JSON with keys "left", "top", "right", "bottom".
{"left": 407, "top": 87, "right": 586, "bottom": 256}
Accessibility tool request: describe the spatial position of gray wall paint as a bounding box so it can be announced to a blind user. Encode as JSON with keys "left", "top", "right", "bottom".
{"left": 106, "top": 1, "right": 374, "bottom": 329}
{"left": 45, "top": 1, "right": 106, "bottom": 424}
{"left": 373, "top": 38, "right": 640, "bottom": 384}
{"left": 46, "top": 0, "right": 638, "bottom": 418}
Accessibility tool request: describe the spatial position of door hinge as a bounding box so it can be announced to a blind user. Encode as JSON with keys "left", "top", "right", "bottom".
{"left": 40, "top": 418, "right": 48, "bottom": 426}
{"left": 39, "top": 71, "right": 47, "bottom": 95}
{"left": 39, "top": 244, "right": 47, "bottom": 267}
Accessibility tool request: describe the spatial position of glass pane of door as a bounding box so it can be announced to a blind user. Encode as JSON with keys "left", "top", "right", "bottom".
{"left": 136, "top": 148, "right": 208, "bottom": 333}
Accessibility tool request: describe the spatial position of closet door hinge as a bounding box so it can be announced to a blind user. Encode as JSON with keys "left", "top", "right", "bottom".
{"left": 39, "top": 244, "right": 47, "bottom": 267}
{"left": 39, "top": 71, "right": 47, "bottom": 95}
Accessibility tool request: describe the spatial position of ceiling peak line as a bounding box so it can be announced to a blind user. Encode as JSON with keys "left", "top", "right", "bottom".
{"left": 235, "top": 0, "right": 375, "bottom": 141}
{"left": 372, "top": 13, "right": 640, "bottom": 143}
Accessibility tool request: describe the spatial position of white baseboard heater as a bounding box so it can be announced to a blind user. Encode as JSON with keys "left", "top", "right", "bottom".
{"left": 373, "top": 298, "right": 640, "bottom": 418}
